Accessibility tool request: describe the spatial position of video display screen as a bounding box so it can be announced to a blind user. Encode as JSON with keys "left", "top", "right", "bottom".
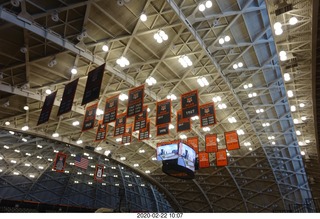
{"left": 157, "top": 143, "right": 179, "bottom": 161}
{"left": 178, "top": 142, "right": 196, "bottom": 171}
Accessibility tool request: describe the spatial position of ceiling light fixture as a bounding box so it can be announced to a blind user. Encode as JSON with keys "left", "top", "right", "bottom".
{"left": 212, "top": 96, "right": 221, "bottom": 102}
{"left": 237, "top": 129, "right": 245, "bottom": 135}
{"left": 169, "top": 124, "right": 174, "bottom": 129}
{"left": 119, "top": 93, "right": 128, "bottom": 101}
{"left": 203, "top": 127, "right": 210, "bottom": 132}
{"left": 5, "top": 121, "right": 10, "bottom": 126}
{"left": 228, "top": 117, "right": 237, "bottom": 123}
{"left": 154, "top": 30, "right": 168, "bottom": 43}
{"left": 76, "top": 139, "right": 83, "bottom": 144}
{"left": 178, "top": 55, "right": 192, "bottom": 68}
{"left": 273, "top": 22, "right": 283, "bottom": 35}
{"left": 71, "top": 66, "right": 78, "bottom": 74}
{"left": 198, "top": 3, "right": 205, "bottom": 12}
{"left": 52, "top": 132, "right": 59, "bottom": 138}
{"left": 140, "top": 13, "right": 147, "bottom": 22}
{"left": 287, "top": 90, "right": 293, "bottom": 97}
{"left": 290, "top": 105, "right": 296, "bottom": 112}
{"left": 248, "top": 92, "right": 257, "bottom": 98}
{"left": 197, "top": 77, "right": 209, "bottom": 87}
{"left": 233, "top": 62, "right": 243, "bottom": 69}
{"left": 243, "top": 83, "right": 253, "bottom": 89}
{"left": 45, "top": 89, "right": 52, "bottom": 95}
{"left": 72, "top": 121, "right": 80, "bottom": 126}
{"left": 167, "top": 94, "right": 177, "bottom": 100}
{"left": 116, "top": 56, "right": 130, "bottom": 67}
{"left": 289, "top": 17, "right": 298, "bottom": 25}
{"left": 299, "top": 103, "right": 305, "bottom": 108}
{"left": 96, "top": 108, "right": 104, "bottom": 115}
{"left": 146, "top": 76, "right": 157, "bottom": 86}
{"left": 218, "top": 103, "right": 227, "bottom": 109}
{"left": 21, "top": 125, "right": 29, "bottom": 131}
{"left": 102, "top": 44, "right": 109, "bottom": 52}
{"left": 279, "top": 50, "right": 287, "bottom": 61}
{"left": 23, "top": 105, "right": 29, "bottom": 110}
{"left": 283, "top": 73, "right": 291, "bottom": 81}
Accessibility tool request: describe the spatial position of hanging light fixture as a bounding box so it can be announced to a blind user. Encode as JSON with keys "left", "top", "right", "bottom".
{"left": 116, "top": 56, "right": 130, "bottom": 67}
{"left": 178, "top": 55, "right": 192, "bottom": 68}
{"left": 140, "top": 12, "right": 147, "bottom": 22}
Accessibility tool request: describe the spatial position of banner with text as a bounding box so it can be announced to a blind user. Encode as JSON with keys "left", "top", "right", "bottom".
{"left": 57, "top": 78, "right": 78, "bottom": 116}
{"left": 181, "top": 89, "right": 199, "bottom": 119}
{"left": 139, "top": 119, "right": 150, "bottom": 141}
{"left": 81, "top": 63, "right": 105, "bottom": 105}
{"left": 177, "top": 109, "right": 191, "bottom": 132}
{"left": 134, "top": 106, "right": 148, "bottom": 131}
{"left": 127, "top": 85, "right": 144, "bottom": 118}
{"left": 225, "top": 130, "right": 240, "bottom": 150}
{"left": 114, "top": 113, "right": 127, "bottom": 137}
{"left": 200, "top": 102, "right": 216, "bottom": 127}
{"left": 205, "top": 134, "right": 218, "bottom": 153}
{"left": 122, "top": 124, "right": 133, "bottom": 144}
{"left": 198, "top": 152, "right": 210, "bottom": 168}
{"left": 37, "top": 91, "right": 57, "bottom": 125}
{"left": 103, "top": 94, "right": 119, "bottom": 124}
{"left": 156, "top": 99, "right": 171, "bottom": 126}
{"left": 95, "top": 120, "right": 107, "bottom": 141}
{"left": 82, "top": 103, "right": 98, "bottom": 132}
{"left": 216, "top": 149, "right": 228, "bottom": 166}
{"left": 157, "top": 124, "right": 169, "bottom": 136}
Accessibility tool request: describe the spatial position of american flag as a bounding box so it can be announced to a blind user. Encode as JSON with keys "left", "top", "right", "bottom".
{"left": 75, "top": 155, "right": 89, "bottom": 169}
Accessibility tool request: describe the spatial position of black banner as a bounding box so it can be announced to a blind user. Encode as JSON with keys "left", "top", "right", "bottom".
{"left": 103, "top": 94, "right": 119, "bottom": 124}
{"left": 37, "top": 91, "right": 57, "bottom": 125}
{"left": 95, "top": 121, "right": 107, "bottom": 141}
{"left": 157, "top": 124, "right": 169, "bottom": 136}
{"left": 156, "top": 99, "right": 171, "bottom": 126}
{"left": 134, "top": 106, "right": 148, "bottom": 131}
{"left": 81, "top": 63, "right": 105, "bottom": 105}
{"left": 177, "top": 110, "right": 191, "bottom": 132}
{"left": 114, "top": 113, "right": 126, "bottom": 137}
{"left": 181, "top": 89, "right": 199, "bottom": 118}
{"left": 200, "top": 102, "right": 216, "bottom": 127}
{"left": 139, "top": 120, "right": 150, "bottom": 141}
{"left": 127, "top": 85, "right": 144, "bottom": 117}
{"left": 57, "top": 78, "right": 78, "bottom": 116}
{"left": 82, "top": 103, "right": 97, "bottom": 132}
{"left": 122, "top": 124, "right": 132, "bottom": 144}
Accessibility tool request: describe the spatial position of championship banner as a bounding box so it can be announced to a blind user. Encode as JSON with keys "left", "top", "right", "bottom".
{"left": 53, "top": 152, "right": 67, "bottom": 173}
{"left": 216, "top": 149, "right": 228, "bottom": 166}
{"left": 94, "top": 164, "right": 104, "bottom": 182}
{"left": 157, "top": 140, "right": 180, "bottom": 147}
{"left": 225, "top": 130, "right": 240, "bottom": 150}
{"left": 177, "top": 109, "right": 191, "bottom": 132}
{"left": 114, "top": 113, "right": 127, "bottom": 137}
{"left": 205, "top": 134, "right": 218, "bottom": 153}
{"left": 127, "top": 85, "right": 144, "bottom": 118}
{"left": 156, "top": 99, "right": 171, "bottom": 126}
{"left": 122, "top": 124, "right": 133, "bottom": 144}
{"left": 200, "top": 102, "right": 216, "bottom": 127}
{"left": 139, "top": 119, "right": 150, "bottom": 141}
{"left": 81, "top": 63, "right": 105, "bottom": 105}
{"left": 198, "top": 152, "right": 210, "bottom": 168}
{"left": 103, "top": 94, "right": 119, "bottom": 124}
{"left": 57, "top": 78, "right": 79, "bottom": 116}
{"left": 181, "top": 89, "right": 199, "bottom": 119}
{"left": 156, "top": 124, "right": 169, "bottom": 136}
{"left": 82, "top": 103, "right": 98, "bottom": 132}
{"left": 37, "top": 91, "right": 57, "bottom": 125}
{"left": 187, "top": 137, "right": 199, "bottom": 154}
{"left": 95, "top": 120, "right": 107, "bottom": 141}
{"left": 134, "top": 106, "right": 148, "bottom": 131}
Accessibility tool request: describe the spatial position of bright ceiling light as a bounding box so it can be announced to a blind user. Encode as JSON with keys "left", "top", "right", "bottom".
{"left": 167, "top": 94, "right": 177, "bottom": 100}
{"left": 287, "top": 90, "right": 293, "bottom": 97}
{"left": 72, "top": 121, "right": 80, "bottom": 126}
{"left": 290, "top": 105, "right": 296, "bottom": 112}
{"left": 301, "top": 151, "right": 305, "bottom": 156}
{"left": 96, "top": 108, "right": 104, "bottom": 115}
{"left": 102, "top": 44, "right": 109, "bottom": 52}
{"left": 273, "top": 22, "right": 282, "bottom": 30}
{"left": 289, "top": 17, "right": 298, "bottom": 25}
{"left": 305, "top": 139, "right": 310, "bottom": 144}
{"left": 284, "top": 73, "right": 291, "bottom": 81}
{"left": 296, "top": 130, "right": 301, "bottom": 135}
{"left": 249, "top": 147, "right": 253, "bottom": 151}
{"left": 224, "top": 35, "right": 230, "bottom": 42}
{"left": 169, "top": 124, "right": 174, "bottom": 129}
{"left": 154, "top": 30, "right": 168, "bottom": 43}
{"left": 180, "top": 134, "right": 187, "bottom": 139}
{"left": 299, "top": 103, "right": 305, "bottom": 108}
{"left": 198, "top": 3, "right": 205, "bottom": 11}
{"left": 203, "top": 127, "right": 210, "bottom": 132}
{"left": 140, "top": 13, "right": 147, "bottom": 22}
{"left": 23, "top": 105, "right": 29, "bottom": 110}
{"left": 191, "top": 115, "right": 199, "bottom": 120}
{"left": 71, "top": 66, "right": 77, "bottom": 74}
{"left": 116, "top": 56, "right": 130, "bottom": 67}
{"left": 5, "top": 121, "right": 10, "bottom": 126}
{"left": 21, "top": 125, "right": 29, "bottom": 131}
{"left": 228, "top": 117, "right": 237, "bottom": 123}
{"left": 275, "top": 28, "right": 283, "bottom": 35}
{"left": 233, "top": 64, "right": 238, "bottom": 69}
{"left": 146, "top": 76, "right": 157, "bottom": 86}
{"left": 301, "top": 116, "right": 307, "bottom": 121}
{"left": 45, "top": 89, "right": 52, "bottom": 94}
{"left": 120, "top": 157, "right": 126, "bottom": 160}
{"left": 52, "top": 132, "right": 59, "bottom": 138}
{"left": 76, "top": 139, "right": 83, "bottom": 144}
{"left": 197, "top": 77, "right": 209, "bottom": 87}
{"left": 219, "top": 38, "right": 225, "bottom": 45}
{"left": 237, "top": 129, "right": 245, "bottom": 135}
{"left": 139, "top": 149, "right": 145, "bottom": 153}
{"left": 279, "top": 50, "right": 287, "bottom": 61}
{"left": 116, "top": 138, "right": 122, "bottom": 142}
{"left": 238, "top": 62, "right": 243, "bottom": 68}
{"left": 178, "top": 55, "right": 192, "bottom": 68}
{"left": 212, "top": 96, "right": 221, "bottom": 102}
{"left": 205, "top": 0, "right": 212, "bottom": 8}
{"left": 119, "top": 93, "right": 128, "bottom": 101}
{"left": 218, "top": 103, "right": 227, "bottom": 109}
{"left": 244, "top": 142, "right": 251, "bottom": 147}
{"left": 293, "top": 119, "right": 299, "bottom": 124}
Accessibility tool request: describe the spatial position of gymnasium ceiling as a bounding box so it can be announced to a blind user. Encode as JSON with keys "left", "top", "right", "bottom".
{"left": 0, "top": 0, "right": 319, "bottom": 212}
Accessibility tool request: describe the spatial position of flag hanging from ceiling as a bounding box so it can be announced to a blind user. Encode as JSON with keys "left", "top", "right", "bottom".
{"left": 139, "top": 119, "right": 150, "bottom": 141}
{"left": 53, "top": 152, "right": 67, "bottom": 173}
{"left": 75, "top": 155, "right": 89, "bottom": 169}
{"left": 200, "top": 102, "right": 216, "bottom": 127}
{"left": 225, "top": 130, "right": 240, "bottom": 150}
{"left": 177, "top": 109, "right": 191, "bottom": 132}
{"left": 156, "top": 99, "right": 171, "bottom": 126}
{"left": 114, "top": 113, "right": 127, "bottom": 136}
{"left": 181, "top": 89, "right": 199, "bottom": 119}
{"left": 82, "top": 103, "right": 98, "bottom": 132}
{"left": 57, "top": 78, "right": 79, "bottom": 116}
{"left": 122, "top": 124, "right": 133, "bottom": 144}
{"left": 205, "top": 134, "right": 218, "bottom": 153}
{"left": 95, "top": 120, "right": 107, "bottom": 141}
{"left": 216, "top": 149, "right": 228, "bottom": 167}
{"left": 103, "top": 94, "right": 119, "bottom": 124}
{"left": 187, "top": 136, "right": 199, "bottom": 154}
{"left": 126, "top": 84, "right": 144, "bottom": 117}
{"left": 198, "top": 151, "right": 210, "bottom": 168}
{"left": 134, "top": 106, "right": 148, "bottom": 131}
{"left": 81, "top": 63, "right": 105, "bottom": 105}
{"left": 157, "top": 124, "right": 169, "bottom": 136}
{"left": 37, "top": 91, "right": 57, "bottom": 125}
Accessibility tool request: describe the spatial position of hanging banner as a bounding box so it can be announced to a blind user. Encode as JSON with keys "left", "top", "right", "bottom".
{"left": 139, "top": 119, "right": 150, "bottom": 141}
{"left": 156, "top": 124, "right": 169, "bottom": 136}
{"left": 122, "top": 124, "right": 133, "bottom": 144}
{"left": 200, "top": 102, "right": 216, "bottom": 127}
{"left": 114, "top": 113, "right": 127, "bottom": 137}
{"left": 216, "top": 149, "right": 228, "bottom": 166}
{"left": 177, "top": 109, "right": 191, "bottom": 132}
{"left": 198, "top": 152, "right": 210, "bottom": 168}
{"left": 127, "top": 85, "right": 144, "bottom": 118}
{"left": 82, "top": 103, "right": 98, "bottom": 132}
{"left": 156, "top": 99, "right": 171, "bottom": 126}
{"left": 225, "top": 130, "right": 240, "bottom": 150}
{"left": 205, "top": 134, "right": 218, "bottom": 153}
{"left": 81, "top": 63, "right": 105, "bottom": 105}
{"left": 53, "top": 152, "right": 67, "bottom": 173}
{"left": 95, "top": 120, "right": 107, "bottom": 141}
{"left": 102, "top": 94, "right": 119, "bottom": 124}
{"left": 134, "top": 106, "right": 148, "bottom": 131}
{"left": 94, "top": 164, "right": 104, "bottom": 182}
{"left": 181, "top": 89, "right": 199, "bottom": 119}
{"left": 37, "top": 91, "right": 57, "bottom": 125}
{"left": 187, "top": 137, "right": 199, "bottom": 154}
{"left": 57, "top": 78, "right": 79, "bottom": 116}
{"left": 157, "top": 140, "right": 180, "bottom": 147}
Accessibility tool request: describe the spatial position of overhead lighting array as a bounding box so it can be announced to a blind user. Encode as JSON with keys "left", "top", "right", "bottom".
{"left": 218, "top": 103, "right": 227, "bottom": 109}
{"left": 119, "top": 93, "right": 128, "bottom": 101}
{"left": 167, "top": 94, "right": 177, "bottom": 100}
{"left": 178, "top": 55, "right": 192, "bottom": 68}
{"left": 248, "top": 92, "right": 257, "bottom": 98}
{"left": 218, "top": 35, "right": 230, "bottom": 45}
{"left": 232, "top": 62, "right": 243, "bottom": 69}
{"left": 212, "top": 96, "right": 221, "bottom": 102}
{"left": 146, "top": 76, "right": 157, "bottom": 86}
{"left": 198, "top": 1, "right": 212, "bottom": 12}
{"left": 154, "top": 30, "right": 168, "bottom": 43}
{"left": 283, "top": 73, "right": 291, "bottom": 81}
{"left": 279, "top": 50, "right": 287, "bottom": 61}
{"left": 228, "top": 117, "right": 237, "bottom": 123}
{"left": 197, "top": 77, "right": 209, "bottom": 87}
{"left": 116, "top": 56, "right": 130, "bottom": 67}
{"left": 140, "top": 13, "right": 147, "bottom": 22}
{"left": 243, "top": 83, "right": 253, "bottom": 89}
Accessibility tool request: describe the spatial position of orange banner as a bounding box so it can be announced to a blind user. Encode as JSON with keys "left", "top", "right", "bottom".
{"left": 216, "top": 149, "right": 228, "bottom": 166}
{"left": 186, "top": 137, "right": 199, "bottom": 154}
{"left": 122, "top": 124, "right": 133, "bottom": 144}
{"left": 225, "top": 130, "right": 240, "bottom": 150}
{"left": 205, "top": 134, "right": 218, "bottom": 153}
{"left": 198, "top": 152, "right": 210, "bottom": 168}
{"left": 95, "top": 120, "right": 107, "bottom": 141}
